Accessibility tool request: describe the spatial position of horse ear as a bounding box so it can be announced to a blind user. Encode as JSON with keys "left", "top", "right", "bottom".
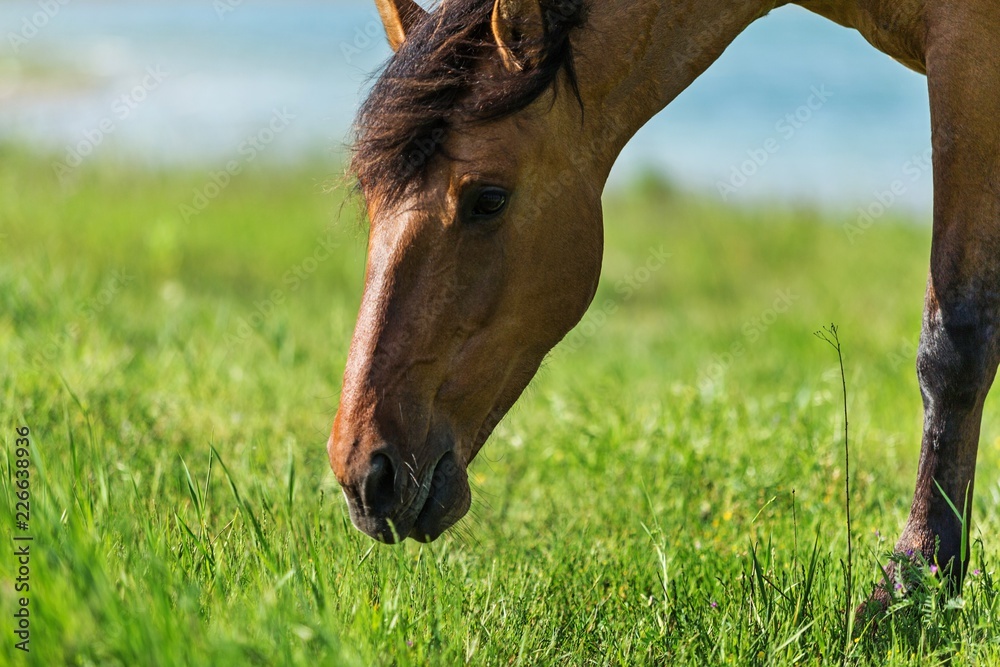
{"left": 491, "top": 0, "right": 545, "bottom": 72}
{"left": 375, "top": 0, "right": 428, "bottom": 52}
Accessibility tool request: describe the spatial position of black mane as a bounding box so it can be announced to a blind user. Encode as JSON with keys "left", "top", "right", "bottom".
{"left": 350, "top": 0, "right": 588, "bottom": 206}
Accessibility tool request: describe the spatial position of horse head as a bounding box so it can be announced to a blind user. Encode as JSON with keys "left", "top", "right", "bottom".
{"left": 329, "top": 0, "right": 605, "bottom": 542}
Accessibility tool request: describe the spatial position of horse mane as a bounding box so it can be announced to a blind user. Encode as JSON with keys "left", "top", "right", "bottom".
{"left": 350, "top": 0, "right": 588, "bottom": 208}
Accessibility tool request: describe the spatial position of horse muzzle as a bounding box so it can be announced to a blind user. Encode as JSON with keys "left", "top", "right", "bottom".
{"left": 330, "top": 435, "right": 471, "bottom": 543}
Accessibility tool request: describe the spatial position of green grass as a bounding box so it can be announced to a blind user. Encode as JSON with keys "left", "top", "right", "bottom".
{"left": 2, "top": 146, "right": 999, "bottom": 665}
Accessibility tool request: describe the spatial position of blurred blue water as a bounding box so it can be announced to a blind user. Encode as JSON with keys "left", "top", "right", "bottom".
{"left": 0, "top": 1, "right": 932, "bottom": 211}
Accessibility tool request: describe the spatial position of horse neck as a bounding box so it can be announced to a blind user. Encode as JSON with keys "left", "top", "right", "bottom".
{"left": 572, "top": 0, "right": 783, "bottom": 177}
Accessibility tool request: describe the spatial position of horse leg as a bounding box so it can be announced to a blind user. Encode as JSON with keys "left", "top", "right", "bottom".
{"left": 871, "top": 3, "right": 1000, "bottom": 608}
{"left": 886, "top": 281, "right": 1000, "bottom": 588}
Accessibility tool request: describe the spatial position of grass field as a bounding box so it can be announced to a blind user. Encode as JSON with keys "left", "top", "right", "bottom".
{"left": 2, "top": 145, "right": 1000, "bottom": 666}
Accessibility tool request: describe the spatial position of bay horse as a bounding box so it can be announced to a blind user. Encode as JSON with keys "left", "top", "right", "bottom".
{"left": 328, "top": 0, "right": 1000, "bottom": 605}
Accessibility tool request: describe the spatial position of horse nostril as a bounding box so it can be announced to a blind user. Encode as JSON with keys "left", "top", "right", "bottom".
{"left": 361, "top": 453, "right": 397, "bottom": 515}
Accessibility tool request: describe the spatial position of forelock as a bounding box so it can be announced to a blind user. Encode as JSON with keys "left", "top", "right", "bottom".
{"left": 349, "top": 0, "right": 588, "bottom": 208}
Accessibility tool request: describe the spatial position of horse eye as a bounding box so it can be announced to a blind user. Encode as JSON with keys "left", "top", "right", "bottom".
{"left": 469, "top": 188, "right": 509, "bottom": 219}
